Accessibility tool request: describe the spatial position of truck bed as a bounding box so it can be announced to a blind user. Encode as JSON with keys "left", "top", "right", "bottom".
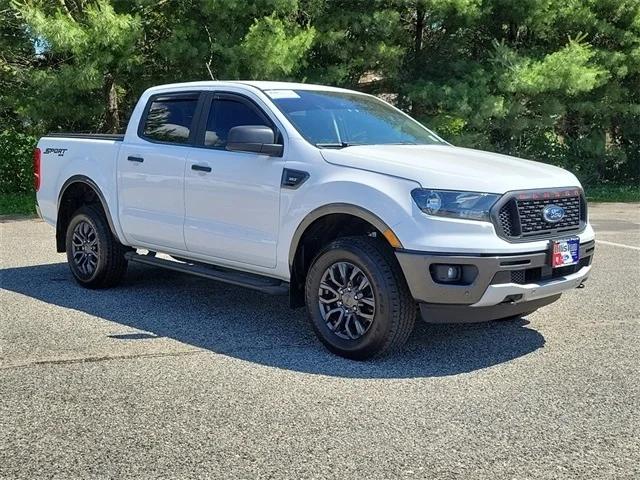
{"left": 46, "top": 132, "right": 125, "bottom": 141}
{"left": 36, "top": 132, "right": 124, "bottom": 228}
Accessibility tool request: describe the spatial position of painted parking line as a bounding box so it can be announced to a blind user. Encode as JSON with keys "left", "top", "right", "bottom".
{"left": 596, "top": 240, "right": 640, "bottom": 251}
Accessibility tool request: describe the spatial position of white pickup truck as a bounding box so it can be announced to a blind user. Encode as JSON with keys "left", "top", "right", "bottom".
{"left": 35, "top": 81, "right": 595, "bottom": 359}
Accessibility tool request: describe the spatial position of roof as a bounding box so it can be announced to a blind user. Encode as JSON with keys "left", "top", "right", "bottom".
{"left": 144, "top": 80, "right": 356, "bottom": 95}
{"left": 232, "top": 81, "right": 354, "bottom": 93}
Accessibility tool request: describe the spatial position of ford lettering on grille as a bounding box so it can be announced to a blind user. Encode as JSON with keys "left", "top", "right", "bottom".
{"left": 542, "top": 204, "right": 565, "bottom": 223}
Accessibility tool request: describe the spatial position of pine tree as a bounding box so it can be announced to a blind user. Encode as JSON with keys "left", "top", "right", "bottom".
{"left": 13, "top": 0, "right": 142, "bottom": 132}
{"left": 4, "top": 0, "right": 638, "bottom": 185}
{"left": 399, "top": 0, "right": 640, "bottom": 184}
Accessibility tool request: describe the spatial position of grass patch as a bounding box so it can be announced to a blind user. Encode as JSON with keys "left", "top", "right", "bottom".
{"left": 0, "top": 192, "right": 37, "bottom": 216}
{"left": 0, "top": 185, "right": 636, "bottom": 217}
{"left": 585, "top": 185, "right": 640, "bottom": 202}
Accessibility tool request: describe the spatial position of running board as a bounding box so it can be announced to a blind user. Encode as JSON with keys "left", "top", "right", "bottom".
{"left": 125, "top": 252, "right": 289, "bottom": 295}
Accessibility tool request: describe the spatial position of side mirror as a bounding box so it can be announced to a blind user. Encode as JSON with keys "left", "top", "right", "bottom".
{"left": 226, "top": 125, "right": 283, "bottom": 156}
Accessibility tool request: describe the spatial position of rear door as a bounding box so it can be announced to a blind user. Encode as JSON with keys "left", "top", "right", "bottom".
{"left": 117, "top": 92, "right": 202, "bottom": 250}
{"left": 183, "top": 92, "right": 284, "bottom": 268}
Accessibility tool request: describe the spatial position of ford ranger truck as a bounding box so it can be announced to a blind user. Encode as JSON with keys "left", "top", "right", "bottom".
{"left": 34, "top": 81, "right": 595, "bottom": 360}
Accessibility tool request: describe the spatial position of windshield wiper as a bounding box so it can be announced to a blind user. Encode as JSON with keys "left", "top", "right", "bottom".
{"left": 316, "top": 141, "right": 422, "bottom": 148}
{"left": 316, "top": 142, "right": 361, "bottom": 148}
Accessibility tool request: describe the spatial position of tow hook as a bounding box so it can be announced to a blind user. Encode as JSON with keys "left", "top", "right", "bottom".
{"left": 577, "top": 283, "right": 586, "bottom": 289}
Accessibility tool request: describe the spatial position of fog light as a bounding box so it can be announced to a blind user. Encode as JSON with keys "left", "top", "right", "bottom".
{"left": 432, "top": 264, "right": 462, "bottom": 283}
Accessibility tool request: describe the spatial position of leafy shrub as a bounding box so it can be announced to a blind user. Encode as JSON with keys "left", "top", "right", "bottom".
{"left": 0, "top": 129, "right": 37, "bottom": 194}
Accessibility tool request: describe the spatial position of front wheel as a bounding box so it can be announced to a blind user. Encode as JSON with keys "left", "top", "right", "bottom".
{"left": 65, "top": 204, "right": 128, "bottom": 288}
{"left": 305, "top": 236, "right": 415, "bottom": 360}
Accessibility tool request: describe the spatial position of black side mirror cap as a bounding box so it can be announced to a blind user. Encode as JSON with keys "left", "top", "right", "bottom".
{"left": 226, "top": 125, "right": 283, "bottom": 156}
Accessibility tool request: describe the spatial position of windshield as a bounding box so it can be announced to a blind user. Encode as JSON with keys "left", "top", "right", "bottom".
{"left": 265, "top": 89, "right": 446, "bottom": 148}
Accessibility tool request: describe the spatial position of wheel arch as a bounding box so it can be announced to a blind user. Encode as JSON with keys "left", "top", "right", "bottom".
{"left": 288, "top": 203, "right": 403, "bottom": 308}
{"left": 56, "top": 175, "right": 120, "bottom": 252}
{"left": 288, "top": 203, "right": 399, "bottom": 267}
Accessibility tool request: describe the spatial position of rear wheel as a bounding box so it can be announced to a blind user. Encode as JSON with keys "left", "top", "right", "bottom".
{"left": 305, "top": 236, "right": 415, "bottom": 360}
{"left": 65, "top": 204, "right": 128, "bottom": 288}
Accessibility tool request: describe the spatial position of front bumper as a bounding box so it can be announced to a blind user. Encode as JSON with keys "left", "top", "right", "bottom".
{"left": 395, "top": 241, "right": 595, "bottom": 323}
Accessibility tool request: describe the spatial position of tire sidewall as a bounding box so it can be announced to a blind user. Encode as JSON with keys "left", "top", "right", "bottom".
{"left": 305, "top": 242, "right": 396, "bottom": 359}
{"left": 65, "top": 209, "right": 108, "bottom": 285}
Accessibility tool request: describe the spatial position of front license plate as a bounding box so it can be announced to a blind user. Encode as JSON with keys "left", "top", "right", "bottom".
{"left": 550, "top": 237, "right": 580, "bottom": 268}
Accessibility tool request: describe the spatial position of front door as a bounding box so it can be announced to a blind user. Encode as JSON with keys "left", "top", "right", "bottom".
{"left": 117, "top": 92, "right": 201, "bottom": 250}
{"left": 184, "top": 93, "right": 283, "bottom": 268}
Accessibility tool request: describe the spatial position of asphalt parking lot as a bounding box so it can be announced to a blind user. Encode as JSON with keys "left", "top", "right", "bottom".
{"left": 1, "top": 203, "right": 639, "bottom": 479}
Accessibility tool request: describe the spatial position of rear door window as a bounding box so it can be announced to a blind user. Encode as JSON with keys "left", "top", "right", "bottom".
{"left": 142, "top": 95, "right": 199, "bottom": 144}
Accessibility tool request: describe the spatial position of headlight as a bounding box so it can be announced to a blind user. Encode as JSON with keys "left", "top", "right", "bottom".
{"left": 411, "top": 189, "right": 500, "bottom": 222}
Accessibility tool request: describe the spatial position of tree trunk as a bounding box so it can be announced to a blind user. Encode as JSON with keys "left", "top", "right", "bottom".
{"left": 415, "top": 2, "right": 425, "bottom": 55}
{"left": 412, "top": 2, "right": 426, "bottom": 117}
{"left": 104, "top": 73, "right": 119, "bottom": 133}
{"left": 58, "top": 0, "right": 74, "bottom": 20}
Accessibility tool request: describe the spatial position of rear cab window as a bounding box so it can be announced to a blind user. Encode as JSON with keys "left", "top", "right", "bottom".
{"left": 140, "top": 93, "right": 199, "bottom": 144}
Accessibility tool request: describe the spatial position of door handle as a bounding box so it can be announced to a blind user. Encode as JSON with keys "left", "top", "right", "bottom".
{"left": 191, "top": 164, "right": 212, "bottom": 173}
{"left": 127, "top": 156, "right": 144, "bottom": 163}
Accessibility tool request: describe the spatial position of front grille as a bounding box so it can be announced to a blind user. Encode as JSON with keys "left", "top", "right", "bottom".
{"left": 518, "top": 196, "right": 581, "bottom": 234}
{"left": 511, "top": 270, "right": 526, "bottom": 284}
{"left": 494, "top": 189, "right": 586, "bottom": 241}
{"left": 520, "top": 256, "right": 592, "bottom": 283}
{"left": 490, "top": 251, "right": 594, "bottom": 286}
{"left": 499, "top": 206, "right": 516, "bottom": 237}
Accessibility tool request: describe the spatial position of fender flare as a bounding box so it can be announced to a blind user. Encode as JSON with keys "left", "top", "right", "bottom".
{"left": 288, "top": 203, "right": 395, "bottom": 268}
{"left": 57, "top": 175, "right": 121, "bottom": 242}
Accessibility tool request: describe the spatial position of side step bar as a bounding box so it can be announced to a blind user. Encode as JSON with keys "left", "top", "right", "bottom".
{"left": 125, "top": 252, "right": 289, "bottom": 295}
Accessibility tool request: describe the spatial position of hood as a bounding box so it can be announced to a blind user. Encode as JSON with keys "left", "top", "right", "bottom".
{"left": 320, "top": 145, "right": 580, "bottom": 193}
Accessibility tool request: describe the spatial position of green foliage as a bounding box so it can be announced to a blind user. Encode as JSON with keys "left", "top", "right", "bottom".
{"left": 585, "top": 184, "right": 640, "bottom": 203}
{"left": 0, "top": 192, "right": 37, "bottom": 215}
{"left": 403, "top": 0, "right": 640, "bottom": 186}
{"left": 0, "top": 129, "right": 37, "bottom": 194}
{"left": 1, "top": 0, "right": 638, "bottom": 193}
{"left": 301, "top": 1, "right": 406, "bottom": 86}
{"left": 134, "top": 0, "right": 311, "bottom": 83}
{"left": 0, "top": 2, "right": 32, "bottom": 128}
{"left": 241, "top": 14, "right": 315, "bottom": 79}
{"left": 12, "top": 0, "right": 142, "bottom": 132}
{"left": 499, "top": 40, "right": 609, "bottom": 96}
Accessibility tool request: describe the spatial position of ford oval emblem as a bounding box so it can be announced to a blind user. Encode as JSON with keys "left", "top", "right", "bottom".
{"left": 542, "top": 204, "right": 565, "bottom": 223}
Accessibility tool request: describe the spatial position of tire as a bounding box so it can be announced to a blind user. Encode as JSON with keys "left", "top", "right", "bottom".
{"left": 65, "top": 204, "right": 128, "bottom": 289}
{"left": 305, "top": 236, "right": 415, "bottom": 360}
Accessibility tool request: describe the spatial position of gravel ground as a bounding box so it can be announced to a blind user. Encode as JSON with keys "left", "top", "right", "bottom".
{"left": 1, "top": 203, "right": 638, "bottom": 479}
